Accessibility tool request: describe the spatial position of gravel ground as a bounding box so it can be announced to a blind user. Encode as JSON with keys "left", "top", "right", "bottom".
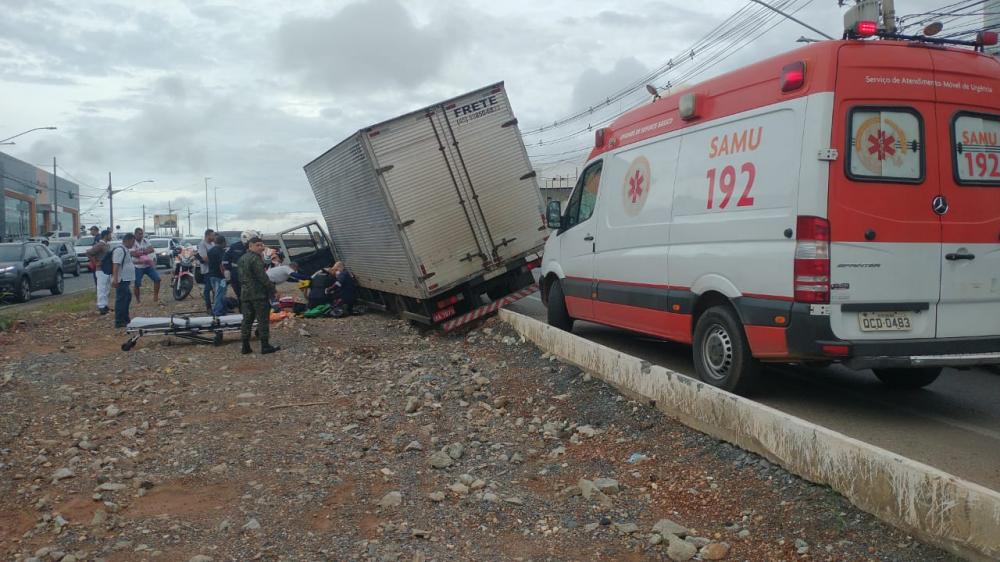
{"left": 0, "top": 289, "right": 959, "bottom": 562}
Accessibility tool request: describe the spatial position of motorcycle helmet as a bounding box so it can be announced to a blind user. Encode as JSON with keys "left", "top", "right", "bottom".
{"left": 241, "top": 229, "right": 262, "bottom": 245}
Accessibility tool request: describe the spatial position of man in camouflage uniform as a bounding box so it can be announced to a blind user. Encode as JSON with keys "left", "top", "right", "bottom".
{"left": 238, "top": 236, "right": 280, "bottom": 354}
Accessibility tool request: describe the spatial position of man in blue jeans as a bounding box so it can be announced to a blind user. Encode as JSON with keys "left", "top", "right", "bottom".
{"left": 197, "top": 228, "right": 216, "bottom": 313}
{"left": 206, "top": 234, "right": 229, "bottom": 316}
{"left": 111, "top": 233, "right": 137, "bottom": 328}
{"left": 131, "top": 228, "right": 162, "bottom": 306}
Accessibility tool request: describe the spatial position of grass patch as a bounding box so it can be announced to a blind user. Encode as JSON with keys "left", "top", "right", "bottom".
{"left": 0, "top": 291, "right": 94, "bottom": 332}
{"left": 40, "top": 291, "right": 94, "bottom": 315}
{"left": 0, "top": 312, "right": 14, "bottom": 332}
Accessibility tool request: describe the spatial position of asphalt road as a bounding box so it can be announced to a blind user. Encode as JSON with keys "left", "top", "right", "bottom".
{"left": 509, "top": 294, "right": 1000, "bottom": 492}
{"left": 3, "top": 266, "right": 168, "bottom": 307}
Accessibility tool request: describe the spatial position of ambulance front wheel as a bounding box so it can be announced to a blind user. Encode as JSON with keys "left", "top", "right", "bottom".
{"left": 693, "top": 306, "right": 760, "bottom": 395}
{"left": 872, "top": 367, "right": 942, "bottom": 389}
{"left": 546, "top": 281, "right": 574, "bottom": 332}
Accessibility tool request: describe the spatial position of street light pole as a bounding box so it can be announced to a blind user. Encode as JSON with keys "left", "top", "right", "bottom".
{"left": 107, "top": 175, "right": 155, "bottom": 235}
{"left": 204, "top": 177, "right": 211, "bottom": 232}
{"left": 214, "top": 186, "right": 220, "bottom": 231}
{"left": 0, "top": 126, "right": 57, "bottom": 145}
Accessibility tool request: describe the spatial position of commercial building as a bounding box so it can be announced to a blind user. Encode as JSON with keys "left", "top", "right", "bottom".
{"left": 0, "top": 151, "right": 80, "bottom": 241}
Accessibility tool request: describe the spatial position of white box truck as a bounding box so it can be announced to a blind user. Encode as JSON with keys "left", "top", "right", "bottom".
{"left": 302, "top": 82, "right": 545, "bottom": 327}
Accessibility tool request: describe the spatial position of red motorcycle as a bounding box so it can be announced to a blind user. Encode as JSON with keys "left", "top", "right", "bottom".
{"left": 170, "top": 245, "right": 197, "bottom": 301}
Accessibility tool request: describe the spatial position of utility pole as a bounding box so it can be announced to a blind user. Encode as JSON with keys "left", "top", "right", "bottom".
{"left": 142, "top": 204, "right": 146, "bottom": 232}
{"left": 187, "top": 206, "right": 194, "bottom": 236}
{"left": 882, "top": 0, "right": 896, "bottom": 33}
{"left": 204, "top": 177, "right": 211, "bottom": 231}
{"left": 52, "top": 157, "right": 59, "bottom": 232}
{"left": 107, "top": 172, "right": 114, "bottom": 233}
{"left": 214, "top": 186, "right": 219, "bottom": 231}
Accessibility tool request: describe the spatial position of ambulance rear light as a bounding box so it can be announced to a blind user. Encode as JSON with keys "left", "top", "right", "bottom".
{"left": 978, "top": 31, "right": 999, "bottom": 47}
{"left": 855, "top": 20, "right": 878, "bottom": 38}
{"left": 781, "top": 61, "right": 806, "bottom": 92}
{"left": 794, "top": 216, "right": 831, "bottom": 304}
{"left": 821, "top": 344, "right": 851, "bottom": 357}
{"left": 595, "top": 128, "right": 608, "bottom": 148}
{"left": 679, "top": 93, "right": 700, "bottom": 121}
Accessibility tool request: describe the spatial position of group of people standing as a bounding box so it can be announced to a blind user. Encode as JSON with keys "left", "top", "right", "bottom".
{"left": 85, "top": 227, "right": 281, "bottom": 354}
{"left": 83, "top": 226, "right": 161, "bottom": 327}
{"left": 194, "top": 228, "right": 281, "bottom": 354}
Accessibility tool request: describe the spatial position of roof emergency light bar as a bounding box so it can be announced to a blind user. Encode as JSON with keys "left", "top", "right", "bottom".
{"left": 843, "top": 0, "right": 997, "bottom": 51}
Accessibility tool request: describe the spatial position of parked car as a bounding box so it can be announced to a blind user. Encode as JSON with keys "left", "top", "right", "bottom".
{"left": 148, "top": 238, "right": 176, "bottom": 268}
{"left": 47, "top": 240, "right": 81, "bottom": 277}
{"left": 0, "top": 242, "right": 65, "bottom": 302}
{"left": 75, "top": 240, "right": 93, "bottom": 272}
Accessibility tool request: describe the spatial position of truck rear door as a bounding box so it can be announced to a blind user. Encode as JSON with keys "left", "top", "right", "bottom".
{"left": 438, "top": 85, "right": 544, "bottom": 265}
{"left": 828, "top": 45, "right": 942, "bottom": 341}
{"left": 930, "top": 50, "right": 1000, "bottom": 339}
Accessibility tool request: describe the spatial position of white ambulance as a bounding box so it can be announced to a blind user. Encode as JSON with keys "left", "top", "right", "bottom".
{"left": 539, "top": 29, "right": 1000, "bottom": 393}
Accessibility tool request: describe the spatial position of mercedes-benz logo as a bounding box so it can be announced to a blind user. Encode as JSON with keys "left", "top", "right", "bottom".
{"left": 932, "top": 195, "right": 949, "bottom": 216}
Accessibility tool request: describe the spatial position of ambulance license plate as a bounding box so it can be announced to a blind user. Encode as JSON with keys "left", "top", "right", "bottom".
{"left": 858, "top": 311, "right": 912, "bottom": 332}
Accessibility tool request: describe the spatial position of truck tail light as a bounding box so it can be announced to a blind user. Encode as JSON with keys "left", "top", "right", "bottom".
{"left": 794, "top": 216, "right": 830, "bottom": 304}
{"left": 436, "top": 294, "right": 459, "bottom": 309}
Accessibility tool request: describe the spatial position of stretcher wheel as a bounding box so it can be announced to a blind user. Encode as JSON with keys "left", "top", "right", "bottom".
{"left": 121, "top": 340, "right": 136, "bottom": 352}
{"left": 213, "top": 332, "right": 223, "bottom": 346}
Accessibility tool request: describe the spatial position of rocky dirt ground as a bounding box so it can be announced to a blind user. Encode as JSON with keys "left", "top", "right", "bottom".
{"left": 0, "top": 287, "right": 959, "bottom": 562}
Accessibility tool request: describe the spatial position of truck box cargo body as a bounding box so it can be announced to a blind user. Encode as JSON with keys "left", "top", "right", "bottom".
{"left": 304, "top": 82, "right": 544, "bottom": 323}
{"left": 539, "top": 37, "right": 1000, "bottom": 394}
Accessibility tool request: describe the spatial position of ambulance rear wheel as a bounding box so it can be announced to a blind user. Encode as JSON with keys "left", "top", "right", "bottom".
{"left": 693, "top": 306, "right": 760, "bottom": 395}
{"left": 547, "top": 281, "right": 574, "bottom": 332}
{"left": 872, "top": 367, "right": 942, "bottom": 389}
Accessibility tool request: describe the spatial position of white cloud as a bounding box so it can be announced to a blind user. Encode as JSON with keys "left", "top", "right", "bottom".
{"left": 0, "top": 0, "right": 956, "bottom": 234}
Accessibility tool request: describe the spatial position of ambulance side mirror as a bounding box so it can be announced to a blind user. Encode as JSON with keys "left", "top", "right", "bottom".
{"left": 546, "top": 201, "right": 562, "bottom": 230}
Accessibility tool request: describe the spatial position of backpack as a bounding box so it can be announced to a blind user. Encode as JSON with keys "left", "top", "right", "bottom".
{"left": 100, "top": 246, "right": 125, "bottom": 276}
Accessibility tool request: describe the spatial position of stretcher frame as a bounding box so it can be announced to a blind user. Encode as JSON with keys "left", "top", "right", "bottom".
{"left": 121, "top": 312, "right": 254, "bottom": 351}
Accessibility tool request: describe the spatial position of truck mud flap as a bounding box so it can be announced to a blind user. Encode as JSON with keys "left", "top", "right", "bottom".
{"left": 441, "top": 285, "right": 538, "bottom": 332}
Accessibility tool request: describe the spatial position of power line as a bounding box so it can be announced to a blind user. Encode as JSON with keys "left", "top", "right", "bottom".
{"left": 525, "top": 0, "right": 814, "bottom": 157}
{"left": 521, "top": 1, "right": 763, "bottom": 136}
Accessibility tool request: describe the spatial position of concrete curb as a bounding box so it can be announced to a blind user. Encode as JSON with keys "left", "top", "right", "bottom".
{"left": 500, "top": 309, "right": 1000, "bottom": 562}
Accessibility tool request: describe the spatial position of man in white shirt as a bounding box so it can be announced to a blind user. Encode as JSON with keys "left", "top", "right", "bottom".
{"left": 111, "top": 233, "right": 137, "bottom": 328}
{"left": 130, "top": 227, "right": 161, "bottom": 305}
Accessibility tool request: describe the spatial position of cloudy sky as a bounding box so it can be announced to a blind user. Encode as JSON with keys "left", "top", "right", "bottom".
{"left": 0, "top": 0, "right": 964, "bottom": 234}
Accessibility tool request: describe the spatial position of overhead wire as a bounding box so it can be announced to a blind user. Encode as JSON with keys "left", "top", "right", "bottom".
{"left": 529, "top": 0, "right": 815, "bottom": 166}
{"left": 522, "top": 1, "right": 763, "bottom": 137}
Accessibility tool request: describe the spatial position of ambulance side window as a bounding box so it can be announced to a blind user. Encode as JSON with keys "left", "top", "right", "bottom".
{"left": 846, "top": 107, "right": 924, "bottom": 183}
{"left": 952, "top": 112, "right": 1000, "bottom": 186}
{"left": 563, "top": 160, "right": 604, "bottom": 230}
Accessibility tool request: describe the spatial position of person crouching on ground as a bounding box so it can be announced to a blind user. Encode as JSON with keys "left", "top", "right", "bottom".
{"left": 306, "top": 263, "right": 337, "bottom": 309}
{"left": 207, "top": 234, "right": 229, "bottom": 317}
{"left": 238, "top": 237, "right": 279, "bottom": 354}
{"left": 331, "top": 261, "right": 358, "bottom": 315}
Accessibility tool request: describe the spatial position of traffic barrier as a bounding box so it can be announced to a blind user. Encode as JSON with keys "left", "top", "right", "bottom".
{"left": 500, "top": 310, "right": 1000, "bottom": 562}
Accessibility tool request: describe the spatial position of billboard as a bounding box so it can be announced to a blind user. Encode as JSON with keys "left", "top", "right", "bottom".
{"left": 154, "top": 214, "right": 178, "bottom": 229}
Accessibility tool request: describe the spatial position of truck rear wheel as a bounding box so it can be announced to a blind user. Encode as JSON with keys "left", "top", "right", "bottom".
{"left": 546, "top": 281, "right": 574, "bottom": 332}
{"left": 872, "top": 367, "right": 942, "bottom": 389}
{"left": 693, "top": 306, "right": 760, "bottom": 394}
